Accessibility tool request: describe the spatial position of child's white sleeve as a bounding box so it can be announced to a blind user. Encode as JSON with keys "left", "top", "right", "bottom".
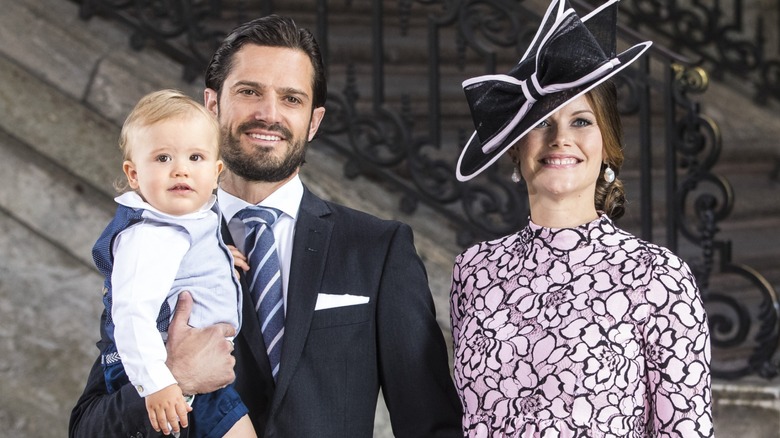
{"left": 111, "top": 222, "right": 190, "bottom": 397}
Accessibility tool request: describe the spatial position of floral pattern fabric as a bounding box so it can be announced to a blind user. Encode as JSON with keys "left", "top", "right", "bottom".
{"left": 450, "top": 215, "right": 713, "bottom": 437}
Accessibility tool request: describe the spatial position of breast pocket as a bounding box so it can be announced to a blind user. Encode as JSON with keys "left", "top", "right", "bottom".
{"left": 310, "top": 303, "right": 371, "bottom": 329}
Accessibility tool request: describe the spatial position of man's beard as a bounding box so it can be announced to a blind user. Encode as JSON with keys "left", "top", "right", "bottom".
{"left": 220, "top": 121, "right": 307, "bottom": 183}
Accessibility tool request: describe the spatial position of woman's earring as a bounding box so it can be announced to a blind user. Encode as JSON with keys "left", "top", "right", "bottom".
{"left": 511, "top": 167, "right": 521, "bottom": 183}
{"left": 604, "top": 164, "right": 616, "bottom": 183}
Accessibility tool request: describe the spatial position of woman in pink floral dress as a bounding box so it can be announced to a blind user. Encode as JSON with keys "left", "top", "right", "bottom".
{"left": 450, "top": 0, "right": 713, "bottom": 436}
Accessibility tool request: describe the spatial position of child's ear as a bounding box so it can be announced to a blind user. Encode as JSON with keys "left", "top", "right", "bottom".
{"left": 123, "top": 160, "right": 139, "bottom": 189}
{"left": 214, "top": 160, "right": 224, "bottom": 188}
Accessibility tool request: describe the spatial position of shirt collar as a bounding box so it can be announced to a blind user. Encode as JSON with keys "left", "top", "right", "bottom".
{"left": 217, "top": 174, "right": 304, "bottom": 223}
{"left": 115, "top": 191, "right": 216, "bottom": 218}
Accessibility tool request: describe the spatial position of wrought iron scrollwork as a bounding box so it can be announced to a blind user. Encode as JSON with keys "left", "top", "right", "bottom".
{"left": 443, "top": 0, "right": 533, "bottom": 243}
{"left": 672, "top": 63, "right": 780, "bottom": 379}
{"left": 760, "top": 59, "right": 780, "bottom": 103}
{"left": 457, "top": 0, "right": 526, "bottom": 55}
{"left": 320, "top": 0, "right": 533, "bottom": 245}
{"left": 347, "top": 107, "right": 410, "bottom": 167}
{"left": 79, "top": 0, "right": 236, "bottom": 81}
{"left": 458, "top": 171, "right": 529, "bottom": 245}
{"left": 621, "top": 0, "right": 780, "bottom": 104}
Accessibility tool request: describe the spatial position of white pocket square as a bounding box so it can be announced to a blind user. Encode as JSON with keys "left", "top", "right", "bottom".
{"left": 315, "top": 293, "right": 370, "bottom": 311}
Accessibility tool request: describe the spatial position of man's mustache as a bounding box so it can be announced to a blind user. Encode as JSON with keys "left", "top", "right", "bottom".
{"left": 234, "top": 121, "right": 293, "bottom": 140}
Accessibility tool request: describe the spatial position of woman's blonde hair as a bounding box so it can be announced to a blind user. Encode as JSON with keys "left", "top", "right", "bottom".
{"left": 587, "top": 81, "right": 626, "bottom": 220}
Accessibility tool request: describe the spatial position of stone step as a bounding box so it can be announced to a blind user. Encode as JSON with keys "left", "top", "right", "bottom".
{"left": 0, "top": 55, "right": 119, "bottom": 260}
{"left": 714, "top": 380, "right": 780, "bottom": 438}
{"left": 0, "top": 209, "right": 106, "bottom": 437}
{"left": 0, "top": 118, "right": 111, "bottom": 436}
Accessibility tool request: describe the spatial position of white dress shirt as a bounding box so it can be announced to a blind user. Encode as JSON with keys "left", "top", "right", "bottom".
{"left": 217, "top": 174, "right": 303, "bottom": 312}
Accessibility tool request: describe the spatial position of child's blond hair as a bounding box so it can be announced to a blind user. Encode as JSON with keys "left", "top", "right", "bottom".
{"left": 120, "top": 89, "right": 220, "bottom": 160}
{"left": 116, "top": 89, "right": 220, "bottom": 192}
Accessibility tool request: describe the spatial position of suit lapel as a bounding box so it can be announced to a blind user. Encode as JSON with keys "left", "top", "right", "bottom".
{"left": 272, "top": 188, "right": 332, "bottom": 409}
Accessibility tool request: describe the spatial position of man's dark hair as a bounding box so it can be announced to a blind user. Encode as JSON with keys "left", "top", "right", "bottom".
{"left": 205, "top": 15, "right": 327, "bottom": 109}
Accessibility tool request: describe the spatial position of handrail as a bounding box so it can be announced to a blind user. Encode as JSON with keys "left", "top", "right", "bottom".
{"left": 615, "top": 0, "right": 780, "bottom": 105}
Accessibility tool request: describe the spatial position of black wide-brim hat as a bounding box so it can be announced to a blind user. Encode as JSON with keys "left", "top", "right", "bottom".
{"left": 456, "top": 0, "right": 652, "bottom": 181}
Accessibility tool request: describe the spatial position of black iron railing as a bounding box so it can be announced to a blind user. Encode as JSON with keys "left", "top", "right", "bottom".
{"left": 614, "top": 0, "right": 780, "bottom": 105}
{"left": 668, "top": 62, "right": 780, "bottom": 379}
{"left": 76, "top": 0, "right": 779, "bottom": 379}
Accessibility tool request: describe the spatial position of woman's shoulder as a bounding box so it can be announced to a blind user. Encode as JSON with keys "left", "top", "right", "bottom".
{"left": 607, "top": 224, "right": 690, "bottom": 268}
{"left": 607, "top": 225, "right": 700, "bottom": 299}
{"left": 455, "top": 232, "right": 521, "bottom": 267}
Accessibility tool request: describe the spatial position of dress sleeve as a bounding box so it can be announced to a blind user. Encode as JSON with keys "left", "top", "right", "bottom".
{"left": 111, "top": 222, "right": 190, "bottom": 397}
{"left": 644, "top": 254, "right": 713, "bottom": 437}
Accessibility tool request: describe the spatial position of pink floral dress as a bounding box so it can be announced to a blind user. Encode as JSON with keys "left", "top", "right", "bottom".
{"left": 450, "top": 215, "right": 713, "bottom": 437}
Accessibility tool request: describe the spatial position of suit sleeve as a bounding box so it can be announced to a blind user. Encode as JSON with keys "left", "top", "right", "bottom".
{"left": 376, "top": 223, "right": 463, "bottom": 437}
{"left": 69, "top": 311, "right": 177, "bottom": 437}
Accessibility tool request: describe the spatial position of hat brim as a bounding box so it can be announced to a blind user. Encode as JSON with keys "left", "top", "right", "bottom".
{"left": 456, "top": 41, "right": 652, "bottom": 182}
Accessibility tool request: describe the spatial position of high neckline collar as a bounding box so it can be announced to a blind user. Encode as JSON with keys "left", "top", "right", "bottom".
{"left": 519, "top": 213, "right": 613, "bottom": 251}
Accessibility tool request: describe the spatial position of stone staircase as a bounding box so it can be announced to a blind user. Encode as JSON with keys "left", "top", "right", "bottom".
{"left": 0, "top": 0, "right": 779, "bottom": 436}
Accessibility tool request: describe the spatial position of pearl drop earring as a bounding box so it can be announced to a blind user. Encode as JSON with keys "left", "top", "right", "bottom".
{"left": 511, "top": 167, "right": 521, "bottom": 183}
{"left": 604, "top": 164, "right": 616, "bottom": 183}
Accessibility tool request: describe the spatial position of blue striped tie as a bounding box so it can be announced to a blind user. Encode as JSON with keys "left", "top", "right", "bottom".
{"left": 236, "top": 206, "right": 285, "bottom": 380}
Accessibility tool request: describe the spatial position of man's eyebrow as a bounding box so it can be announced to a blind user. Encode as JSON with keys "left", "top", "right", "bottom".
{"left": 230, "top": 81, "right": 310, "bottom": 101}
{"left": 231, "top": 80, "right": 264, "bottom": 89}
{"left": 278, "top": 86, "right": 310, "bottom": 101}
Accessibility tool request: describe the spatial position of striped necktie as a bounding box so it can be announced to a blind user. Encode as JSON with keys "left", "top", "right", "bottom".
{"left": 235, "top": 206, "right": 285, "bottom": 380}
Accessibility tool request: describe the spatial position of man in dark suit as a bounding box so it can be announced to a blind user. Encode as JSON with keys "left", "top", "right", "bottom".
{"left": 69, "top": 14, "right": 463, "bottom": 438}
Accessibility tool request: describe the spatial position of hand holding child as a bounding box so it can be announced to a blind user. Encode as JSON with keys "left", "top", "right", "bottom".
{"left": 166, "top": 291, "right": 236, "bottom": 395}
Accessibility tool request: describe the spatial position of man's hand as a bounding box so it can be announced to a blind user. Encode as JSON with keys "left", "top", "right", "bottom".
{"left": 166, "top": 291, "right": 237, "bottom": 395}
